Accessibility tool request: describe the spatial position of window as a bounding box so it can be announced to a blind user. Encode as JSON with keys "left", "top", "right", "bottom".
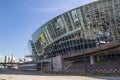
{"left": 57, "top": 17, "right": 64, "bottom": 29}
{"left": 71, "top": 10, "right": 79, "bottom": 22}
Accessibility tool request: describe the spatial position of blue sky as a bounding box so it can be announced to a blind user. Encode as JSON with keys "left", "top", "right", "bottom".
{"left": 0, "top": 0, "right": 97, "bottom": 58}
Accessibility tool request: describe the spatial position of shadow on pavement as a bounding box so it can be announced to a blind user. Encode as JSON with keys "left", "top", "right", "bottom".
{"left": 0, "top": 69, "right": 65, "bottom": 76}
{"left": 1, "top": 69, "right": 120, "bottom": 80}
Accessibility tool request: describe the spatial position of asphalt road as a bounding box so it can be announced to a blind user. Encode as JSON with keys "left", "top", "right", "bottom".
{"left": 0, "top": 69, "right": 120, "bottom": 80}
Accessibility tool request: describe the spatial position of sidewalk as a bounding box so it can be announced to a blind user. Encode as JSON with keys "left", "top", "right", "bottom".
{"left": 0, "top": 74, "right": 12, "bottom": 80}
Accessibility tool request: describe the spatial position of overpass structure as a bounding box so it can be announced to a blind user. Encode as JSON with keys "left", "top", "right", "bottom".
{"left": 0, "top": 62, "right": 20, "bottom": 69}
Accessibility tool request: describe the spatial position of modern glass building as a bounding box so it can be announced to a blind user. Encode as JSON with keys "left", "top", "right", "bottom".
{"left": 31, "top": 0, "right": 120, "bottom": 60}
{"left": 27, "top": 40, "right": 38, "bottom": 61}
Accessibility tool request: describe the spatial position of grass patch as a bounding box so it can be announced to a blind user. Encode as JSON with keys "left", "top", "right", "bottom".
{"left": 87, "top": 73, "right": 120, "bottom": 77}
{"left": 21, "top": 70, "right": 120, "bottom": 77}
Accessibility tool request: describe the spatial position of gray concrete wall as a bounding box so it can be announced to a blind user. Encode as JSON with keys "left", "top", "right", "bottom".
{"left": 52, "top": 55, "right": 63, "bottom": 71}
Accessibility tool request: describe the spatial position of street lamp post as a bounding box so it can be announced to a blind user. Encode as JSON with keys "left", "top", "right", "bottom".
{"left": 24, "top": 49, "right": 26, "bottom": 62}
{"left": 83, "top": 48, "right": 88, "bottom": 75}
{"left": 82, "top": 34, "right": 88, "bottom": 75}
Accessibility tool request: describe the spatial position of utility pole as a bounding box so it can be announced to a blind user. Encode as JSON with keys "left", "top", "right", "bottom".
{"left": 24, "top": 49, "right": 26, "bottom": 62}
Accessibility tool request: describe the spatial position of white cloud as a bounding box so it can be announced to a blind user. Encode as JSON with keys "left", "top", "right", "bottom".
{"left": 33, "top": 5, "right": 73, "bottom": 13}
{"left": 32, "top": 0, "right": 97, "bottom": 13}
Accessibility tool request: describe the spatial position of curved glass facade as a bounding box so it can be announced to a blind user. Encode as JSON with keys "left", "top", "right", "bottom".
{"left": 31, "top": 0, "right": 120, "bottom": 59}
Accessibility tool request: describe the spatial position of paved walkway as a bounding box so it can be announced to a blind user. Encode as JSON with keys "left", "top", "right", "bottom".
{"left": 0, "top": 69, "right": 120, "bottom": 80}
{"left": 0, "top": 74, "right": 106, "bottom": 80}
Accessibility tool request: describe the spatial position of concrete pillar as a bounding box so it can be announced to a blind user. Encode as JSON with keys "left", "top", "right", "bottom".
{"left": 41, "top": 62, "right": 43, "bottom": 71}
{"left": 90, "top": 55, "right": 94, "bottom": 65}
{"left": 97, "top": 56, "right": 100, "bottom": 61}
{"left": 52, "top": 55, "right": 63, "bottom": 71}
{"left": 4, "top": 56, "right": 7, "bottom": 68}
{"left": 51, "top": 58, "right": 53, "bottom": 71}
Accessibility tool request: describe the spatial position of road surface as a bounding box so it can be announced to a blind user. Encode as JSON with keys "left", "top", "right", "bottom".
{"left": 0, "top": 69, "right": 120, "bottom": 80}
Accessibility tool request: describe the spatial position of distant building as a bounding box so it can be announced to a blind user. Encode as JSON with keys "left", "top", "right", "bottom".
{"left": 0, "top": 55, "right": 11, "bottom": 63}
{"left": 0, "top": 55, "right": 20, "bottom": 63}
{"left": 0, "top": 55, "right": 20, "bottom": 68}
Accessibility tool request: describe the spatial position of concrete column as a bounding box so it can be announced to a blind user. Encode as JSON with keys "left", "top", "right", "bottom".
{"left": 90, "top": 55, "right": 94, "bottom": 65}
{"left": 52, "top": 55, "right": 63, "bottom": 71}
{"left": 97, "top": 56, "right": 100, "bottom": 61}
{"left": 50, "top": 58, "right": 53, "bottom": 71}
{"left": 41, "top": 62, "right": 43, "bottom": 71}
{"left": 4, "top": 56, "right": 7, "bottom": 68}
